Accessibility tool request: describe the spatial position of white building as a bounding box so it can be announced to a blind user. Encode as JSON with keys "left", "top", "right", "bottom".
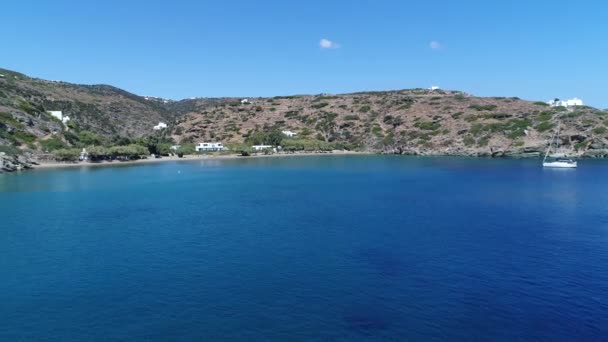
{"left": 195, "top": 142, "right": 225, "bottom": 152}
{"left": 241, "top": 99, "right": 250, "bottom": 104}
{"left": 548, "top": 98, "right": 583, "bottom": 107}
{"left": 430, "top": 86, "right": 440, "bottom": 91}
{"left": 79, "top": 148, "right": 88, "bottom": 161}
{"left": 153, "top": 122, "right": 168, "bottom": 130}
{"left": 282, "top": 130, "right": 297, "bottom": 137}
{"left": 170, "top": 145, "right": 181, "bottom": 151}
{"left": 47, "top": 111, "right": 71, "bottom": 124}
{"left": 252, "top": 145, "right": 273, "bottom": 151}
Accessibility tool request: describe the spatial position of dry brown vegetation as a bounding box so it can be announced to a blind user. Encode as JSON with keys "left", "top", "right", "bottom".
{"left": 2, "top": 68, "right": 608, "bottom": 158}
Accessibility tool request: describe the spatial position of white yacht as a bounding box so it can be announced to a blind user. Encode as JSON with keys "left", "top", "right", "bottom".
{"left": 543, "top": 121, "right": 577, "bottom": 168}
{"left": 543, "top": 158, "right": 577, "bottom": 168}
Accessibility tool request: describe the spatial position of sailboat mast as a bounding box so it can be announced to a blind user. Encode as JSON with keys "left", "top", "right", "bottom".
{"left": 543, "top": 120, "right": 560, "bottom": 162}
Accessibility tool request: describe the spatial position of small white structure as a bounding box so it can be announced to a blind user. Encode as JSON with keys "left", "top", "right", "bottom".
{"left": 170, "top": 145, "right": 181, "bottom": 151}
{"left": 153, "top": 122, "right": 168, "bottom": 130}
{"left": 430, "top": 86, "right": 440, "bottom": 91}
{"left": 0, "top": 74, "right": 5, "bottom": 78}
{"left": 47, "top": 111, "right": 71, "bottom": 124}
{"left": 282, "top": 130, "right": 297, "bottom": 137}
{"left": 252, "top": 145, "right": 273, "bottom": 151}
{"left": 241, "top": 99, "right": 250, "bottom": 104}
{"left": 547, "top": 98, "right": 583, "bottom": 107}
{"left": 79, "top": 148, "right": 88, "bottom": 161}
{"left": 195, "top": 142, "right": 225, "bottom": 152}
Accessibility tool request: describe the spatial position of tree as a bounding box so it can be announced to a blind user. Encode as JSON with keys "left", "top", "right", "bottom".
{"left": 78, "top": 131, "right": 103, "bottom": 146}
{"left": 54, "top": 148, "right": 80, "bottom": 161}
{"left": 40, "top": 137, "right": 67, "bottom": 151}
{"left": 315, "top": 112, "right": 338, "bottom": 142}
{"left": 176, "top": 144, "right": 195, "bottom": 158}
{"left": 246, "top": 129, "right": 284, "bottom": 146}
{"left": 87, "top": 145, "right": 110, "bottom": 161}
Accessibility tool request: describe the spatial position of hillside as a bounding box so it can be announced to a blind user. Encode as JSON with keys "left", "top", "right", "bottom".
{"left": 2, "top": 67, "right": 608, "bottom": 160}
{"left": 168, "top": 91, "right": 608, "bottom": 158}
{"left": 0, "top": 68, "right": 186, "bottom": 150}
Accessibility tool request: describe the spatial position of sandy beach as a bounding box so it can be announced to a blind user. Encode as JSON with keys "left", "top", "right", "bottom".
{"left": 33, "top": 150, "right": 368, "bottom": 170}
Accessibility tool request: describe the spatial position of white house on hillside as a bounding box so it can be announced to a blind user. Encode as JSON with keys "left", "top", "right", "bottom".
{"left": 241, "top": 99, "right": 250, "bottom": 104}
{"left": 547, "top": 98, "right": 583, "bottom": 107}
{"left": 252, "top": 145, "right": 273, "bottom": 151}
{"left": 282, "top": 130, "right": 297, "bottom": 137}
{"left": 430, "top": 86, "right": 440, "bottom": 91}
{"left": 153, "top": 122, "right": 168, "bottom": 130}
{"left": 195, "top": 142, "right": 225, "bottom": 152}
{"left": 47, "top": 111, "right": 71, "bottom": 125}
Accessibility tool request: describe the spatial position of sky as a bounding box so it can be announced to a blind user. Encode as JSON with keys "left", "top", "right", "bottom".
{"left": 2, "top": 0, "right": 607, "bottom": 107}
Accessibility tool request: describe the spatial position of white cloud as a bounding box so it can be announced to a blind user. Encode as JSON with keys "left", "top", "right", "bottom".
{"left": 320, "top": 38, "right": 340, "bottom": 49}
{"left": 429, "top": 41, "right": 441, "bottom": 50}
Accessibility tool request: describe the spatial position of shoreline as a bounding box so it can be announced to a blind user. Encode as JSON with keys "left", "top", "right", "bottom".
{"left": 32, "top": 150, "right": 369, "bottom": 170}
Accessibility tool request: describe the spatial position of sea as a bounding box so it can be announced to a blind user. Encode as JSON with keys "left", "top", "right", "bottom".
{"left": 1, "top": 155, "right": 608, "bottom": 341}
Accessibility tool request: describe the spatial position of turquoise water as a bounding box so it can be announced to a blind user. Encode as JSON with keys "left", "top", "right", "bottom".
{"left": 2, "top": 156, "right": 608, "bottom": 341}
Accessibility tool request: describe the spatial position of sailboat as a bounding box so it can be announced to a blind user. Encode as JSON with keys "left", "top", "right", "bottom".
{"left": 543, "top": 121, "right": 577, "bottom": 168}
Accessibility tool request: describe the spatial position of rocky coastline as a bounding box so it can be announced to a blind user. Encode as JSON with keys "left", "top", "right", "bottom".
{"left": 0, "top": 153, "right": 37, "bottom": 173}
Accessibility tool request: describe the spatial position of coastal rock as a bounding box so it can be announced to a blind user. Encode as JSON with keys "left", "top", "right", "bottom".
{"left": 504, "top": 150, "right": 541, "bottom": 158}
{"left": 570, "top": 134, "right": 587, "bottom": 143}
{"left": 0, "top": 154, "right": 35, "bottom": 173}
{"left": 491, "top": 150, "right": 505, "bottom": 157}
{"left": 590, "top": 140, "right": 608, "bottom": 150}
{"left": 582, "top": 149, "right": 608, "bottom": 158}
{"left": 523, "top": 146, "right": 543, "bottom": 153}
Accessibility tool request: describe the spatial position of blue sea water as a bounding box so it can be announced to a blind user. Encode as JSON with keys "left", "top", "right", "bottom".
{"left": 1, "top": 155, "right": 608, "bottom": 341}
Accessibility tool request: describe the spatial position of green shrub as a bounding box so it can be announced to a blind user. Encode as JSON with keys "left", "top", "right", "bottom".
{"left": 109, "top": 144, "right": 149, "bottom": 159}
{"left": 87, "top": 145, "right": 110, "bottom": 160}
{"left": 54, "top": 148, "right": 81, "bottom": 161}
{"left": 78, "top": 131, "right": 103, "bottom": 146}
{"left": 533, "top": 101, "right": 549, "bottom": 106}
{"left": 469, "top": 104, "right": 498, "bottom": 111}
{"left": 548, "top": 106, "right": 566, "bottom": 112}
{"left": 0, "top": 145, "right": 21, "bottom": 155}
{"left": 281, "top": 138, "right": 336, "bottom": 151}
{"left": 414, "top": 121, "right": 441, "bottom": 130}
{"left": 344, "top": 115, "right": 359, "bottom": 121}
{"left": 12, "top": 130, "right": 37, "bottom": 143}
{"left": 454, "top": 94, "right": 467, "bottom": 101}
{"left": 359, "top": 105, "right": 371, "bottom": 113}
{"left": 40, "top": 137, "right": 67, "bottom": 151}
{"left": 176, "top": 144, "right": 195, "bottom": 156}
{"left": 593, "top": 127, "right": 607, "bottom": 134}
{"left": 575, "top": 140, "right": 588, "bottom": 150}
{"left": 536, "top": 121, "right": 555, "bottom": 132}
{"left": 18, "top": 101, "right": 37, "bottom": 114}
{"left": 483, "top": 113, "right": 511, "bottom": 120}
{"left": 311, "top": 103, "right": 329, "bottom": 109}
{"left": 463, "top": 135, "right": 475, "bottom": 146}
{"left": 538, "top": 111, "right": 553, "bottom": 121}
{"left": 477, "top": 136, "right": 490, "bottom": 146}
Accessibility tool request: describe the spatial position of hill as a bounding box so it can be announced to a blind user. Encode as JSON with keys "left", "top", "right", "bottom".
{"left": 167, "top": 91, "right": 608, "bottom": 158}
{"left": 1, "top": 67, "right": 608, "bottom": 160}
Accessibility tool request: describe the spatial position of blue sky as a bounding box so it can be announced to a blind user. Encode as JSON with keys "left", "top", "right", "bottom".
{"left": 2, "top": 0, "right": 607, "bottom": 107}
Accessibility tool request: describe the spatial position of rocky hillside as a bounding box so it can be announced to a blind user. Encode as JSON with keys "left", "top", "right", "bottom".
{"left": 0, "top": 68, "right": 183, "bottom": 147}
{"left": 2, "top": 67, "right": 608, "bottom": 159}
{"left": 168, "top": 91, "right": 608, "bottom": 158}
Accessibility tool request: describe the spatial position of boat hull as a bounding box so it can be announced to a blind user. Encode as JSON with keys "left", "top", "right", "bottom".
{"left": 543, "top": 161, "right": 577, "bottom": 168}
